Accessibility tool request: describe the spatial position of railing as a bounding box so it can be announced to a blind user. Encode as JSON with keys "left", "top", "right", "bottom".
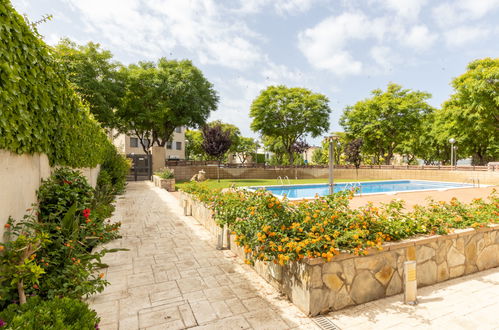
{"left": 165, "top": 160, "right": 494, "bottom": 171}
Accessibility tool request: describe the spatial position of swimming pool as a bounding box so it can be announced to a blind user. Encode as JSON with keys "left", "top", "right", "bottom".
{"left": 246, "top": 180, "right": 475, "bottom": 199}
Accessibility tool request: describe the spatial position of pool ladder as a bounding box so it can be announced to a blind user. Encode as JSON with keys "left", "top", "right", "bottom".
{"left": 344, "top": 182, "right": 362, "bottom": 195}
{"left": 464, "top": 177, "right": 480, "bottom": 188}
{"left": 277, "top": 176, "right": 291, "bottom": 185}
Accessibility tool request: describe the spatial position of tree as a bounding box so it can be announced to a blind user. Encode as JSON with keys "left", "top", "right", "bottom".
{"left": 185, "top": 129, "right": 205, "bottom": 160}
{"left": 340, "top": 83, "right": 434, "bottom": 165}
{"left": 54, "top": 39, "right": 125, "bottom": 127}
{"left": 250, "top": 85, "right": 331, "bottom": 164}
{"left": 233, "top": 137, "right": 259, "bottom": 164}
{"left": 436, "top": 58, "right": 499, "bottom": 165}
{"left": 117, "top": 58, "right": 218, "bottom": 153}
{"left": 344, "top": 138, "right": 363, "bottom": 169}
{"left": 201, "top": 124, "right": 232, "bottom": 181}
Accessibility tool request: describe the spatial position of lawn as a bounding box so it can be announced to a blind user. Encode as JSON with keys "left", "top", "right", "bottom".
{"left": 175, "top": 178, "right": 372, "bottom": 190}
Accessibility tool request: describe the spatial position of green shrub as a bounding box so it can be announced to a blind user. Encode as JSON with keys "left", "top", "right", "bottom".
{"left": 0, "top": 296, "right": 99, "bottom": 329}
{"left": 98, "top": 142, "right": 130, "bottom": 195}
{"left": 37, "top": 168, "right": 94, "bottom": 221}
{"left": 19, "top": 169, "right": 122, "bottom": 301}
{"left": 155, "top": 168, "right": 175, "bottom": 179}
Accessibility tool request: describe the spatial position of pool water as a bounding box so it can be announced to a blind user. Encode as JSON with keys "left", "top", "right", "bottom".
{"left": 247, "top": 180, "right": 474, "bottom": 199}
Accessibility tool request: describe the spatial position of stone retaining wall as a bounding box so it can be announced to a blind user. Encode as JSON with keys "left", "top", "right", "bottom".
{"left": 179, "top": 192, "right": 499, "bottom": 315}
{"left": 152, "top": 175, "right": 175, "bottom": 192}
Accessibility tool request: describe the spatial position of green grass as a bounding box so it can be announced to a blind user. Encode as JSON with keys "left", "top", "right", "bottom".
{"left": 175, "top": 178, "right": 373, "bottom": 191}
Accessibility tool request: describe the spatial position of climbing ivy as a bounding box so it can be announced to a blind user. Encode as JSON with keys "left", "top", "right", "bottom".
{"left": 0, "top": 1, "right": 109, "bottom": 167}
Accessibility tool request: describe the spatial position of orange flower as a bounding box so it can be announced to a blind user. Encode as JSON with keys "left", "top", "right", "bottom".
{"left": 4, "top": 223, "right": 10, "bottom": 229}
{"left": 0, "top": 245, "right": 4, "bottom": 251}
{"left": 99, "top": 273, "right": 105, "bottom": 278}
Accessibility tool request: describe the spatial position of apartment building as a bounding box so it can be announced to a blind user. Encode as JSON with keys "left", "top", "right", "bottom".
{"left": 112, "top": 127, "right": 186, "bottom": 160}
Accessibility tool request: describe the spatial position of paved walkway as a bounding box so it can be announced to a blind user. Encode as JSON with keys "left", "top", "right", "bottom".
{"left": 89, "top": 181, "right": 318, "bottom": 329}
{"left": 325, "top": 266, "right": 499, "bottom": 329}
{"left": 91, "top": 181, "right": 499, "bottom": 330}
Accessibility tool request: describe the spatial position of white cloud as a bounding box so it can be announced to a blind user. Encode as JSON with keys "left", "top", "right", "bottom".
{"left": 274, "top": 0, "right": 315, "bottom": 15}
{"left": 377, "top": 0, "right": 428, "bottom": 21}
{"left": 402, "top": 25, "right": 438, "bottom": 51}
{"left": 444, "top": 26, "right": 491, "bottom": 47}
{"left": 235, "top": 0, "right": 315, "bottom": 15}
{"left": 64, "top": 0, "right": 263, "bottom": 69}
{"left": 298, "top": 12, "right": 389, "bottom": 75}
{"left": 433, "top": 0, "right": 499, "bottom": 27}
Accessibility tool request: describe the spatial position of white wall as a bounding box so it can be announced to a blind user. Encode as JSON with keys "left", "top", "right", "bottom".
{"left": 0, "top": 150, "right": 100, "bottom": 241}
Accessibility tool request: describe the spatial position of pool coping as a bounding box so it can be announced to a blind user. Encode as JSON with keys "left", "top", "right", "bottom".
{"left": 243, "top": 179, "right": 490, "bottom": 200}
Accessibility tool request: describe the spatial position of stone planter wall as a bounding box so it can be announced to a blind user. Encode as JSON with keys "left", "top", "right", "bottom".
{"left": 152, "top": 175, "right": 175, "bottom": 192}
{"left": 179, "top": 192, "right": 499, "bottom": 316}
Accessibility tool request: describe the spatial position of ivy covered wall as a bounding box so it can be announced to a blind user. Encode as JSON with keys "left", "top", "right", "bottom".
{"left": 0, "top": 1, "right": 109, "bottom": 167}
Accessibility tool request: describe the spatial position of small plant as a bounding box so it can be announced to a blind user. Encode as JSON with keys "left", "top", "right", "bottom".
{"left": 155, "top": 168, "right": 175, "bottom": 179}
{"left": 0, "top": 212, "right": 50, "bottom": 307}
{"left": 0, "top": 296, "right": 100, "bottom": 329}
{"left": 37, "top": 168, "right": 94, "bottom": 222}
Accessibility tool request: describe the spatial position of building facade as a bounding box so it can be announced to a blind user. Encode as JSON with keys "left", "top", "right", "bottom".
{"left": 112, "top": 127, "right": 186, "bottom": 160}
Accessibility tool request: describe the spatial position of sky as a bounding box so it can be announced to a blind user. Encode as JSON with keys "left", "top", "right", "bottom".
{"left": 12, "top": 0, "right": 499, "bottom": 146}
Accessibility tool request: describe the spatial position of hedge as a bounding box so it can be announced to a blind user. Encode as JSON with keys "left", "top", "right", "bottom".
{"left": 0, "top": 1, "right": 109, "bottom": 167}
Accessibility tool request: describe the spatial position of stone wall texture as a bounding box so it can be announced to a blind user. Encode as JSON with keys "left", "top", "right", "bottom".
{"left": 171, "top": 166, "right": 499, "bottom": 185}
{"left": 0, "top": 149, "right": 100, "bottom": 240}
{"left": 152, "top": 175, "right": 175, "bottom": 192}
{"left": 179, "top": 192, "right": 499, "bottom": 316}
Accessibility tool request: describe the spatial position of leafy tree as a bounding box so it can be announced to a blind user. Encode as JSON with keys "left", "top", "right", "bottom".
{"left": 340, "top": 83, "right": 434, "bottom": 165}
{"left": 262, "top": 136, "right": 287, "bottom": 165}
{"left": 54, "top": 39, "right": 125, "bottom": 127}
{"left": 233, "top": 137, "right": 259, "bottom": 164}
{"left": 202, "top": 124, "right": 232, "bottom": 181}
{"left": 436, "top": 58, "right": 499, "bottom": 165}
{"left": 344, "top": 138, "right": 363, "bottom": 168}
{"left": 311, "top": 147, "right": 326, "bottom": 165}
{"left": 117, "top": 58, "right": 218, "bottom": 153}
{"left": 250, "top": 85, "right": 331, "bottom": 164}
{"left": 185, "top": 129, "right": 206, "bottom": 160}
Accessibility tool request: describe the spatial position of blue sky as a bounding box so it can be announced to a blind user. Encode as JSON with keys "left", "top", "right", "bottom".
{"left": 13, "top": 0, "right": 499, "bottom": 145}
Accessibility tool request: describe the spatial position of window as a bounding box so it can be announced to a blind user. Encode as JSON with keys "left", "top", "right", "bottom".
{"left": 166, "top": 141, "right": 172, "bottom": 150}
{"left": 175, "top": 127, "right": 182, "bottom": 133}
{"left": 130, "top": 137, "right": 138, "bottom": 148}
{"left": 176, "top": 141, "right": 182, "bottom": 150}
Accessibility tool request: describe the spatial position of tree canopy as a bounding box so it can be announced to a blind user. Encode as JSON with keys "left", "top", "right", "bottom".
{"left": 54, "top": 39, "right": 125, "bottom": 127}
{"left": 117, "top": 58, "right": 218, "bottom": 153}
{"left": 250, "top": 85, "right": 330, "bottom": 164}
{"left": 340, "top": 83, "right": 434, "bottom": 165}
{"left": 434, "top": 58, "right": 499, "bottom": 165}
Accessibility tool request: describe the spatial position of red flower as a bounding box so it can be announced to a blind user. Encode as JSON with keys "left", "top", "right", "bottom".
{"left": 82, "top": 208, "right": 91, "bottom": 219}
{"left": 63, "top": 180, "right": 72, "bottom": 185}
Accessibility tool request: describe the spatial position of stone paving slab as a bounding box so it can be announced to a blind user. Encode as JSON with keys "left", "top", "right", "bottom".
{"left": 89, "top": 182, "right": 318, "bottom": 329}
{"left": 325, "top": 266, "right": 499, "bottom": 329}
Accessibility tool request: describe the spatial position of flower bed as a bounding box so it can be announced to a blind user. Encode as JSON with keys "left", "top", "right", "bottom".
{"left": 179, "top": 183, "right": 499, "bottom": 315}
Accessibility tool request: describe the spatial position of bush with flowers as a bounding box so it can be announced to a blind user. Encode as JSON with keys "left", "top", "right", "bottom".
{"left": 0, "top": 168, "right": 122, "bottom": 315}
{"left": 181, "top": 182, "right": 498, "bottom": 265}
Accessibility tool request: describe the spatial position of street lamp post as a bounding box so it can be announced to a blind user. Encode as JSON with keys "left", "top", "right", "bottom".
{"left": 449, "top": 138, "right": 456, "bottom": 169}
{"left": 328, "top": 134, "right": 340, "bottom": 195}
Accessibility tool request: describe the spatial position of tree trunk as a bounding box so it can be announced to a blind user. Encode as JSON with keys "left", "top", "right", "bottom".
{"left": 18, "top": 279, "right": 26, "bottom": 305}
{"left": 288, "top": 151, "right": 294, "bottom": 165}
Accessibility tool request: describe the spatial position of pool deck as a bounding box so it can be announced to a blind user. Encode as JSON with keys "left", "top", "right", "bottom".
{"left": 348, "top": 186, "right": 497, "bottom": 209}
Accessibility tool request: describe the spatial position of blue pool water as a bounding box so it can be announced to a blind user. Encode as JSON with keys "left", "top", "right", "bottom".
{"left": 247, "top": 180, "right": 474, "bottom": 199}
